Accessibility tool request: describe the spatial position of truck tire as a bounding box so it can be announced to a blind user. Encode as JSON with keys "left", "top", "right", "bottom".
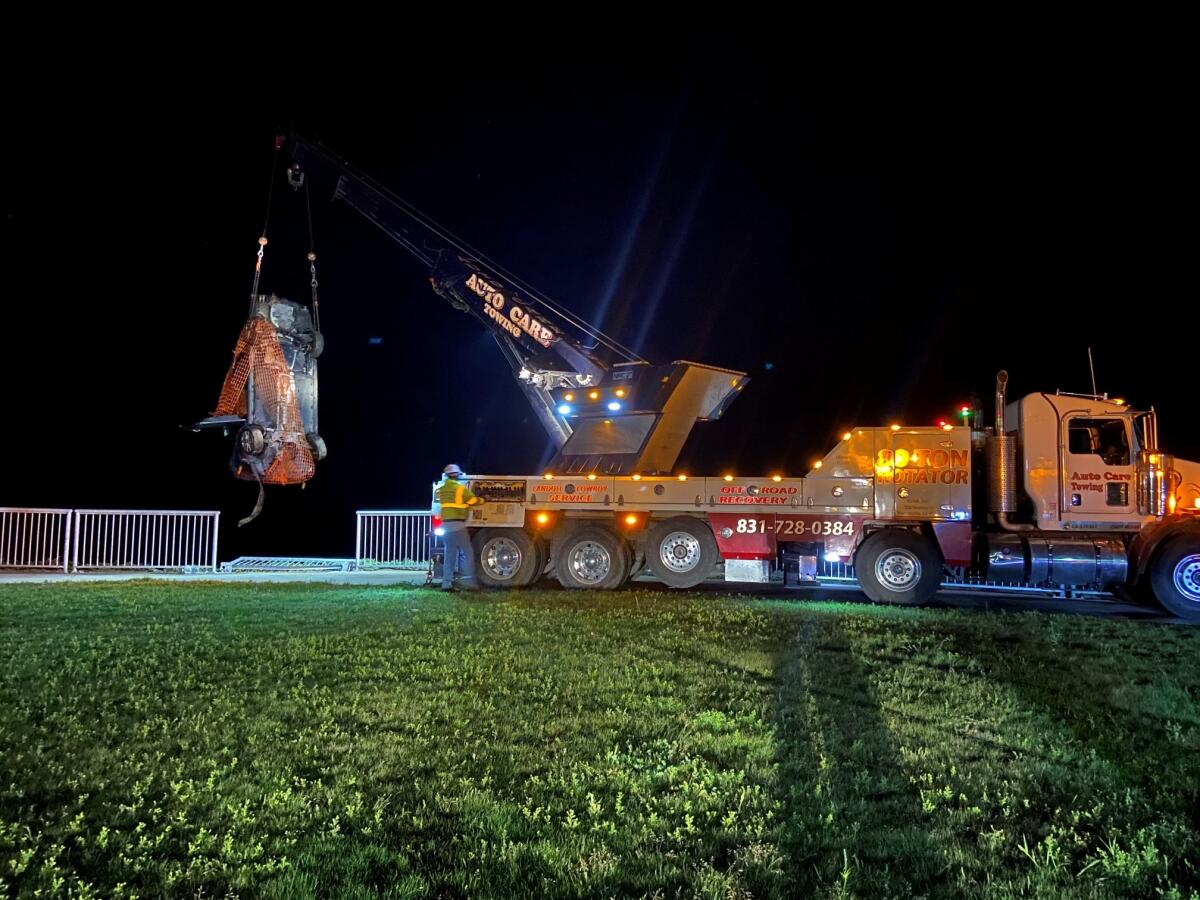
{"left": 630, "top": 547, "right": 646, "bottom": 582}
{"left": 532, "top": 537, "right": 551, "bottom": 584}
{"left": 553, "top": 525, "right": 630, "bottom": 590}
{"left": 1149, "top": 535, "right": 1200, "bottom": 622}
{"left": 854, "top": 528, "right": 942, "bottom": 605}
{"left": 645, "top": 516, "right": 718, "bottom": 588}
{"left": 473, "top": 528, "right": 541, "bottom": 588}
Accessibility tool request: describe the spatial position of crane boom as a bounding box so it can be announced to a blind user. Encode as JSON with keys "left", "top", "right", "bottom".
{"left": 289, "top": 136, "right": 747, "bottom": 474}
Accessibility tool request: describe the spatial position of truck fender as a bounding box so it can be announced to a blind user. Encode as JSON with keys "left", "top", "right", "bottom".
{"left": 1131, "top": 519, "right": 1200, "bottom": 579}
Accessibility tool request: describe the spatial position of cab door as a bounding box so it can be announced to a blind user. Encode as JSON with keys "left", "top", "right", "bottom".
{"left": 1060, "top": 416, "right": 1136, "bottom": 522}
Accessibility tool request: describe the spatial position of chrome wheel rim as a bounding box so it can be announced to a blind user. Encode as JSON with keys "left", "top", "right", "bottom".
{"left": 876, "top": 549, "right": 921, "bottom": 591}
{"left": 568, "top": 540, "right": 611, "bottom": 585}
{"left": 660, "top": 531, "right": 701, "bottom": 573}
{"left": 1173, "top": 553, "right": 1200, "bottom": 603}
{"left": 482, "top": 537, "right": 522, "bottom": 581}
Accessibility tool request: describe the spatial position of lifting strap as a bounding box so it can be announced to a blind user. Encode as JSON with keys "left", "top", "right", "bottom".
{"left": 250, "top": 135, "right": 285, "bottom": 298}
{"left": 304, "top": 176, "right": 321, "bottom": 333}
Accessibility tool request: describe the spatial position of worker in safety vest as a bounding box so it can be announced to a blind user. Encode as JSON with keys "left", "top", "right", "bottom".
{"left": 433, "top": 463, "right": 482, "bottom": 591}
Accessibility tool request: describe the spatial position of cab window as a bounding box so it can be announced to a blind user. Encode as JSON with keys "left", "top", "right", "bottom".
{"left": 1068, "top": 418, "right": 1130, "bottom": 466}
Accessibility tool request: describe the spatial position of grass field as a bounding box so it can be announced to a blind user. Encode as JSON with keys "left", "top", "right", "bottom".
{"left": 0, "top": 583, "right": 1197, "bottom": 898}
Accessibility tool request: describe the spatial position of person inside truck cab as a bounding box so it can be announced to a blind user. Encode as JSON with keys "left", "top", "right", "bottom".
{"left": 1069, "top": 419, "right": 1130, "bottom": 467}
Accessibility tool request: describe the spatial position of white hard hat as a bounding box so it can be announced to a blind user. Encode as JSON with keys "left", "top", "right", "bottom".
{"left": 443, "top": 463, "right": 463, "bottom": 477}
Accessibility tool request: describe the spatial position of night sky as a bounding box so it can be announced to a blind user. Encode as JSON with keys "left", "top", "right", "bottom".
{"left": 5, "top": 38, "right": 1194, "bottom": 560}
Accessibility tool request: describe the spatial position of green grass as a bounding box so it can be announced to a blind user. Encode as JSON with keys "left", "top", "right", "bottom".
{"left": 0, "top": 583, "right": 1197, "bottom": 899}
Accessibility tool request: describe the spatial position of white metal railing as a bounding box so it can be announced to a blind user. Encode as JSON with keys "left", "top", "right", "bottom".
{"left": 0, "top": 508, "right": 73, "bottom": 571}
{"left": 72, "top": 510, "right": 220, "bottom": 572}
{"left": 817, "top": 559, "right": 857, "bottom": 582}
{"left": 356, "top": 510, "right": 432, "bottom": 570}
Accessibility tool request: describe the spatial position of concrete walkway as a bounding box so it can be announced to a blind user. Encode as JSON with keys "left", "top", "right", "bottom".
{"left": 0, "top": 570, "right": 430, "bottom": 586}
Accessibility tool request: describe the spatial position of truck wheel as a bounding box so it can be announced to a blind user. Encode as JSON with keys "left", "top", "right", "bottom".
{"left": 553, "top": 525, "right": 630, "bottom": 590}
{"left": 630, "top": 547, "right": 646, "bottom": 582}
{"left": 1149, "top": 535, "right": 1200, "bottom": 622}
{"left": 474, "top": 528, "right": 541, "bottom": 588}
{"left": 645, "top": 517, "right": 718, "bottom": 589}
{"left": 522, "top": 536, "right": 551, "bottom": 586}
{"left": 854, "top": 529, "right": 942, "bottom": 605}
{"left": 532, "top": 538, "right": 550, "bottom": 584}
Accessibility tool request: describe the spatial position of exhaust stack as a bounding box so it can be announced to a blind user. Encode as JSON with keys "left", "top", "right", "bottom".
{"left": 987, "top": 370, "right": 1018, "bottom": 515}
{"left": 1136, "top": 408, "right": 1174, "bottom": 516}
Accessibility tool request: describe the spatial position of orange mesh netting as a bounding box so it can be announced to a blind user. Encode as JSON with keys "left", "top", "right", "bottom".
{"left": 214, "top": 316, "right": 315, "bottom": 485}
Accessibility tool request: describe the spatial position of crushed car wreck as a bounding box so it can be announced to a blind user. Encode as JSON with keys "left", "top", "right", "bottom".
{"left": 195, "top": 294, "right": 326, "bottom": 524}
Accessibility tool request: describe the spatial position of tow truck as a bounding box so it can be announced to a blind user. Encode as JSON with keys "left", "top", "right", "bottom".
{"left": 288, "top": 138, "right": 1200, "bottom": 620}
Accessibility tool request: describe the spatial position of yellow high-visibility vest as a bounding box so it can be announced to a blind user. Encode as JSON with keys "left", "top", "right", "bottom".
{"left": 434, "top": 478, "right": 481, "bottom": 520}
